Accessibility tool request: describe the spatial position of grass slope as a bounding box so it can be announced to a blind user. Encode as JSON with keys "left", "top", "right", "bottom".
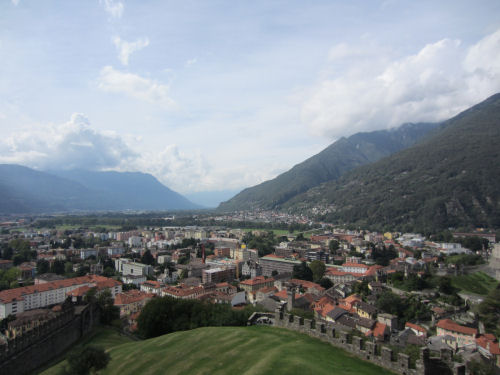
{"left": 38, "top": 327, "right": 134, "bottom": 375}
{"left": 97, "top": 326, "right": 390, "bottom": 375}
{"left": 451, "top": 271, "right": 499, "bottom": 296}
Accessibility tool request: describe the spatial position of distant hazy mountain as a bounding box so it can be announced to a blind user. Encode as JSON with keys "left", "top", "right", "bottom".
{"left": 218, "top": 122, "right": 439, "bottom": 211}
{"left": 185, "top": 189, "right": 241, "bottom": 208}
{"left": 0, "top": 165, "right": 198, "bottom": 214}
{"left": 285, "top": 93, "right": 500, "bottom": 232}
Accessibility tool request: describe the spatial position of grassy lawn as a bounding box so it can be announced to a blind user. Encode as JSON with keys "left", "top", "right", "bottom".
{"left": 241, "top": 228, "right": 319, "bottom": 238}
{"left": 37, "top": 326, "right": 134, "bottom": 375}
{"left": 242, "top": 228, "right": 292, "bottom": 236}
{"left": 80, "top": 326, "right": 391, "bottom": 375}
{"left": 451, "top": 271, "right": 499, "bottom": 295}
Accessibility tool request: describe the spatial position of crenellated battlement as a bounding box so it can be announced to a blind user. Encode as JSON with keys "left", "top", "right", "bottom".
{"left": 270, "top": 309, "right": 465, "bottom": 375}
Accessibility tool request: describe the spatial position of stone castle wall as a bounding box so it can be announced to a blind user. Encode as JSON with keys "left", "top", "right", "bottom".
{"left": 0, "top": 304, "right": 99, "bottom": 375}
{"left": 272, "top": 310, "right": 465, "bottom": 375}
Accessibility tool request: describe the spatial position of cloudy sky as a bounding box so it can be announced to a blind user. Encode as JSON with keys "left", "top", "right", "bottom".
{"left": 1, "top": 0, "right": 500, "bottom": 198}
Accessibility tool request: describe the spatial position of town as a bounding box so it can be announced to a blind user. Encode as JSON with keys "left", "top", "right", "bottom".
{"left": 0, "top": 213, "right": 499, "bottom": 374}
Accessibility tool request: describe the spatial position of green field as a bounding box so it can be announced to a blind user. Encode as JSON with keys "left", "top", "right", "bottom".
{"left": 451, "top": 271, "right": 499, "bottom": 296}
{"left": 42, "top": 326, "right": 391, "bottom": 375}
{"left": 242, "top": 228, "right": 321, "bottom": 239}
{"left": 242, "top": 228, "right": 292, "bottom": 236}
{"left": 38, "top": 327, "right": 134, "bottom": 375}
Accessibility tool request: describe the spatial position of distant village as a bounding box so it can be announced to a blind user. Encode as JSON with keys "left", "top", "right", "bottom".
{"left": 0, "top": 213, "right": 499, "bottom": 373}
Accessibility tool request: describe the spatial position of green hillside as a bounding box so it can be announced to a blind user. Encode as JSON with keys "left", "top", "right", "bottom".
{"left": 41, "top": 326, "right": 391, "bottom": 375}
{"left": 218, "top": 122, "right": 438, "bottom": 211}
{"left": 451, "top": 272, "right": 499, "bottom": 296}
{"left": 286, "top": 93, "right": 500, "bottom": 233}
{"left": 38, "top": 327, "right": 134, "bottom": 375}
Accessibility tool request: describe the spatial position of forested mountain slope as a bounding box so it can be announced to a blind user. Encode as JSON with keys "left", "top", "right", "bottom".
{"left": 285, "top": 93, "right": 500, "bottom": 232}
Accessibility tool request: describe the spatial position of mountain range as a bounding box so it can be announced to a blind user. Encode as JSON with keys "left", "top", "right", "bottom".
{"left": 284, "top": 93, "right": 500, "bottom": 232}
{"left": 218, "top": 122, "right": 439, "bottom": 211}
{"left": 219, "top": 93, "right": 500, "bottom": 232}
{"left": 0, "top": 166, "right": 199, "bottom": 214}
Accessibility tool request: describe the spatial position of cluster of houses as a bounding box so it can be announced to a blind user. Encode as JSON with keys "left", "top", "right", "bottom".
{"left": 0, "top": 221, "right": 499, "bottom": 369}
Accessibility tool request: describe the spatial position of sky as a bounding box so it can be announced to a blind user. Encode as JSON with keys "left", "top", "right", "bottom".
{"left": 1, "top": 0, "right": 500, "bottom": 198}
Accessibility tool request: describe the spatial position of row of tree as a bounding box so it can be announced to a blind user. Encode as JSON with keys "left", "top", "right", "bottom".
{"left": 137, "top": 296, "right": 255, "bottom": 339}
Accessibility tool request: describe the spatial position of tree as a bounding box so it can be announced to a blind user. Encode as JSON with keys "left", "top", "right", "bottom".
{"left": 295, "top": 233, "right": 305, "bottom": 241}
{"left": 141, "top": 250, "right": 155, "bottom": 265}
{"left": 292, "top": 261, "right": 313, "bottom": 281}
{"left": 37, "top": 259, "right": 50, "bottom": 274}
{"left": 467, "top": 359, "right": 495, "bottom": 375}
{"left": 137, "top": 296, "right": 252, "bottom": 339}
{"left": 60, "top": 346, "right": 110, "bottom": 375}
{"left": 353, "top": 280, "right": 371, "bottom": 296}
{"left": 97, "top": 290, "right": 119, "bottom": 325}
{"left": 437, "top": 276, "right": 455, "bottom": 295}
{"left": 375, "top": 291, "right": 404, "bottom": 316}
{"left": 329, "top": 240, "right": 339, "bottom": 253}
{"left": 12, "top": 254, "right": 25, "bottom": 266}
{"left": 1, "top": 245, "right": 13, "bottom": 260}
{"left": 319, "top": 277, "right": 333, "bottom": 289}
{"left": 64, "top": 262, "right": 74, "bottom": 275}
{"left": 309, "top": 260, "right": 326, "bottom": 283}
{"left": 103, "top": 267, "right": 115, "bottom": 277}
{"left": 51, "top": 260, "right": 66, "bottom": 275}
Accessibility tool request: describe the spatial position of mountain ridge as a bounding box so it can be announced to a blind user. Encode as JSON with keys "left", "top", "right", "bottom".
{"left": 218, "top": 121, "right": 440, "bottom": 211}
{"left": 0, "top": 165, "right": 199, "bottom": 214}
{"left": 284, "top": 93, "right": 500, "bottom": 232}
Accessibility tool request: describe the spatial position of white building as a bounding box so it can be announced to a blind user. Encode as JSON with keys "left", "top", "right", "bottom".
{"left": 0, "top": 275, "right": 122, "bottom": 318}
{"left": 128, "top": 236, "right": 143, "bottom": 247}
{"left": 107, "top": 246, "right": 125, "bottom": 256}
{"left": 114, "top": 258, "right": 153, "bottom": 277}
{"left": 121, "top": 274, "right": 147, "bottom": 286}
{"left": 80, "top": 248, "right": 98, "bottom": 259}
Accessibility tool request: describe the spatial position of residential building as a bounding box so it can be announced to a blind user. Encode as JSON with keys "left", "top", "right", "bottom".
{"left": 436, "top": 319, "right": 478, "bottom": 348}
{"left": 259, "top": 255, "right": 301, "bottom": 276}
{"left": 140, "top": 280, "right": 164, "bottom": 295}
{"left": 80, "top": 248, "right": 98, "bottom": 259}
{"left": 0, "top": 275, "right": 122, "bottom": 318}
{"left": 202, "top": 267, "right": 234, "bottom": 283}
{"left": 121, "top": 274, "right": 147, "bottom": 287}
{"left": 239, "top": 276, "right": 275, "bottom": 293}
{"left": 114, "top": 290, "right": 154, "bottom": 317}
{"left": 241, "top": 260, "right": 262, "bottom": 279}
{"left": 115, "top": 258, "right": 153, "bottom": 277}
{"left": 107, "top": 247, "right": 125, "bottom": 256}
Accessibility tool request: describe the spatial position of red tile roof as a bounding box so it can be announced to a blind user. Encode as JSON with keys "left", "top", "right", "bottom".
{"left": 405, "top": 322, "right": 427, "bottom": 333}
{"left": 240, "top": 276, "right": 274, "bottom": 286}
{"left": 436, "top": 319, "right": 477, "bottom": 336}
{"left": 67, "top": 285, "right": 92, "bottom": 297}
{"left": 114, "top": 290, "right": 154, "bottom": 306}
{"left": 476, "top": 335, "right": 500, "bottom": 355}
{"left": 0, "top": 275, "right": 121, "bottom": 304}
{"left": 289, "top": 279, "right": 325, "bottom": 291}
{"left": 371, "top": 322, "right": 388, "bottom": 338}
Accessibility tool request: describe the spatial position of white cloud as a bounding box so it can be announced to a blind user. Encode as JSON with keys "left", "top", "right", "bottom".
{"left": 11, "top": 0, "right": 20, "bottom": 6}
{"left": 185, "top": 58, "right": 197, "bottom": 67}
{"left": 97, "top": 66, "right": 176, "bottom": 108}
{"left": 100, "top": 0, "right": 123, "bottom": 19}
{"left": 112, "top": 36, "right": 149, "bottom": 66}
{"left": 0, "top": 113, "right": 137, "bottom": 170}
{"left": 301, "top": 29, "right": 500, "bottom": 138}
